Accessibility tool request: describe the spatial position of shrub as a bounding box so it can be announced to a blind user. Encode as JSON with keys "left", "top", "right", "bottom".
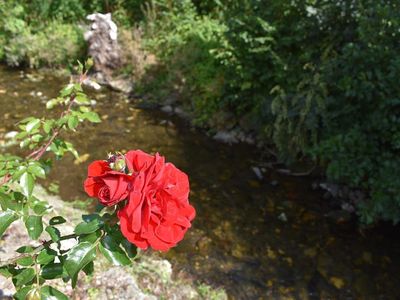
{"left": 4, "top": 22, "right": 85, "bottom": 68}
{"left": 219, "top": 0, "right": 400, "bottom": 223}
{"left": 0, "top": 2, "right": 85, "bottom": 68}
{"left": 141, "top": 0, "right": 226, "bottom": 125}
{"left": 139, "top": 0, "right": 400, "bottom": 223}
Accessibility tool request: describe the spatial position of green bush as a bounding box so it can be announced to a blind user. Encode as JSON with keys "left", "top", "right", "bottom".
{"left": 0, "top": 1, "right": 85, "bottom": 68}
{"left": 220, "top": 0, "right": 400, "bottom": 223}
{"left": 139, "top": 0, "right": 400, "bottom": 223}
{"left": 4, "top": 22, "right": 85, "bottom": 68}
{"left": 142, "top": 0, "right": 226, "bottom": 125}
{"left": 33, "top": 22, "right": 85, "bottom": 68}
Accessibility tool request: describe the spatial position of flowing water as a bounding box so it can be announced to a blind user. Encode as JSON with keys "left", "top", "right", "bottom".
{"left": 1, "top": 66, "right": 400, "bottom": 299}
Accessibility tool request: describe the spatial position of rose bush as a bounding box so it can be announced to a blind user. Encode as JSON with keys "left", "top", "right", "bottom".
{"left": 84, "top": 150, "right": 196, "bottom": 251}
{"left": 0, "top": 61, "right": 197, "bottom": 297}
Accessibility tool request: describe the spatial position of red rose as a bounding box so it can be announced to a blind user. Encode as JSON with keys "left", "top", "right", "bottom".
{"left": 118, "top": 150, "right": 195, "bottom": 251}
{"left": 84, "top": 160, "right": 132, "bottom": 206}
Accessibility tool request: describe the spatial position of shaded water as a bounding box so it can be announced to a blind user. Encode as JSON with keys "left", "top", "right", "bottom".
{"left": 1, "top": 66, "right": 400, "bottom": 299}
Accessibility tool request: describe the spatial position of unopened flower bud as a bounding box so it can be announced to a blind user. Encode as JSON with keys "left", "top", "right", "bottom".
{"left": 114, "top": 157, "right": 126, "bottom": 172}
{"left": 108, "top": 153, "right": 126, "bottom": 172}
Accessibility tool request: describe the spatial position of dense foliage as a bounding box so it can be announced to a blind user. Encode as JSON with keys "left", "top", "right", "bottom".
{"left": 0, "top": 0, "right": 398, "bottom": 223}
{"left": 0, "top": 2, "right": 85, "bottom": 68}
{"left": 139, "top": 0, "right": 400, "bottom": 224}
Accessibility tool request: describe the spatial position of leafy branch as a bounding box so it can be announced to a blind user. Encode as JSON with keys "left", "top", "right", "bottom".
{"left": 0, "top": 60, "right": 138, "bottom": 299}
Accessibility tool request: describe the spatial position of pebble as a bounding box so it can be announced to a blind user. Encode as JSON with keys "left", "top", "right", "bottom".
{"left": 278, "top": 212, "right": 288, "bottom": 222}
{"left": 161, "top": 105, "right": 173, "bottom": 113}
{"left": 252, "top": 166, "right": 263, "bottom": 180}
{"left": 270, "top": 180, "right": 279, "bottom": 187}
{"left": 213, "top": 131, "right": 238, "bottom": 144}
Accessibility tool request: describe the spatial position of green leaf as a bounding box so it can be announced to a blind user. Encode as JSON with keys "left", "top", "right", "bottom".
{"left": 13, "top": 267, "right": 35, "bottom": 287}
{"left": 82, "top": 213, "right": 102, "bottom": 223}
{"left": 68, "top": 115, "right": 79, "bottom": 130}
{"left": 78, "top": 230, "right": 101, "bottom": 243}
{"left": 121, "top": 239, "right": 137, "bottom": 259}
{"left": 19, "top": 117, "right": 35, "bottom": 124}
{"left": 49, "top": 216, "right": 66, "bottom": 225}
{"left": 64, "top": 241, "right": 96, "bottom": 287}
{"left": 16, "top": 256, "right": 34, "bottom": 266}
{"left": 28, "top": 164, "right": 45, "bottom": 179}
{"left": 45, "top": 225, "right": 61, "bottom": 242}
{"left": 79, "top": 106, "right": 90, "bottom": 113}
{"left": 31, "top": 134, "right": 43, "bottom": 143}
{"left": 106, "top": 223, "right": 124, "bottom": 243}
{"left": 60, "top": 84, "right": 74, "bottom": 97}
{"left": 43, "top": 120, "right": 54, "bottom": 134}
{"left": 74, "top": 216, "right": 103, "bottom": 235}
{"left": 77, "top": 60, "right": 84, "bottom": 73}
{"left": 20, "top": 172, "right": 35, "bottom": 197}
{"left": 0, "top": 191, "right": 23, "bottom": 212}
{"left": 16, "top": 245, "right": 35, "bottom": 254}
{"left": 99, "top": 235, "right": 131, "bottom": 266}
{"left": 13, "top": 166, "right": 27, "bottom": 181}
{"left": 40, "top": 286, "right": 68, "bottom": 300}
{"left": 14, "top": 286, "right": 34, "bottom": 300}
{"left": 37, "top": 248, "right": 57, "bottom": 265}
{"left": 75, "top": 93, "right": 90, "bottom": 105}
{"left": 26, "top": 119, "right": 41, "bottom": 133}
{"left": 15, "top": 131, "right": 28, "bottom": 139}
{"left": 40, "top": 263, "right": 65, "bottom": 279}
{"left": 65, "top": 142, "right": 79, "bottom": 159}
{"left": 0, "top": 210, "right": 18, "bottom": 238}
{"left": 46, "top": 99, "right": 57, "bottom": 110}
{"left": 0, "top": 266, "right": 13, "bottom": 278}
{"left": 73, "top": 83, "right": 83, "bottom": 93}
{"left": 32, "top": 200, "right": 51, "bottom": 215}
{"left": 82, "top": 261, "right": 94, "bottom": 276}
{"left": 84, "top": 111, "right": 101, "bottom": 123}
{"left": 85, "top": 57, "right": 94, "bottom": 69}
{"left": 20, "top": 139, "right": 30, "bottom": 149}
{"left": 25, "top": 215, "right": 43, "bottom": 240}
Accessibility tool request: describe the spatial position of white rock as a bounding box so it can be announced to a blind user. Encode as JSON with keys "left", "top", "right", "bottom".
{"left": 161, "top": 105, "right": 173, "bottom": 113}
{"left": 252, "top": 166, "right": 263, "bottom": 180}
{"left": 83, "top": 78, "right": 102, "bottom": 90}
{"left": 213, "top": 131, "right": 238, "bottom": 144}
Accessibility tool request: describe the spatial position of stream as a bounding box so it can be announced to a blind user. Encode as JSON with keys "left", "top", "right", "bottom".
{"left": 1, "top": 65, "right": 400, "bottom": 299}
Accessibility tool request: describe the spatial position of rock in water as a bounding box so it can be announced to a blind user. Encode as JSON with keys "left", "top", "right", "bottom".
{"left": 85, "top": 13, "right": 121, "bottom": 81}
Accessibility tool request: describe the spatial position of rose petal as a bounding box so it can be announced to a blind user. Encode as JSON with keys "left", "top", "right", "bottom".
{"left": 102, "top": 175, "right": 130, "bottom": 201}
{"left": 155, "top": 223, "right": 185, "bottom": 244}
{"left": 87, "top": 160, "right": 111, "bottom": 177}
{"left": 84, "top": 177, "right": 102, "bottom": 197}
{"left": 118, "top": 209, "right": 149, "bottom": 249}
{"left": 125, "top": 150, "right": 154, "bottom": 172}
{"left": 162, "top": 163, "right": 189, "bottom": 201}
{"left": 142, "top": 221, "right": 175, "bottom": 251}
